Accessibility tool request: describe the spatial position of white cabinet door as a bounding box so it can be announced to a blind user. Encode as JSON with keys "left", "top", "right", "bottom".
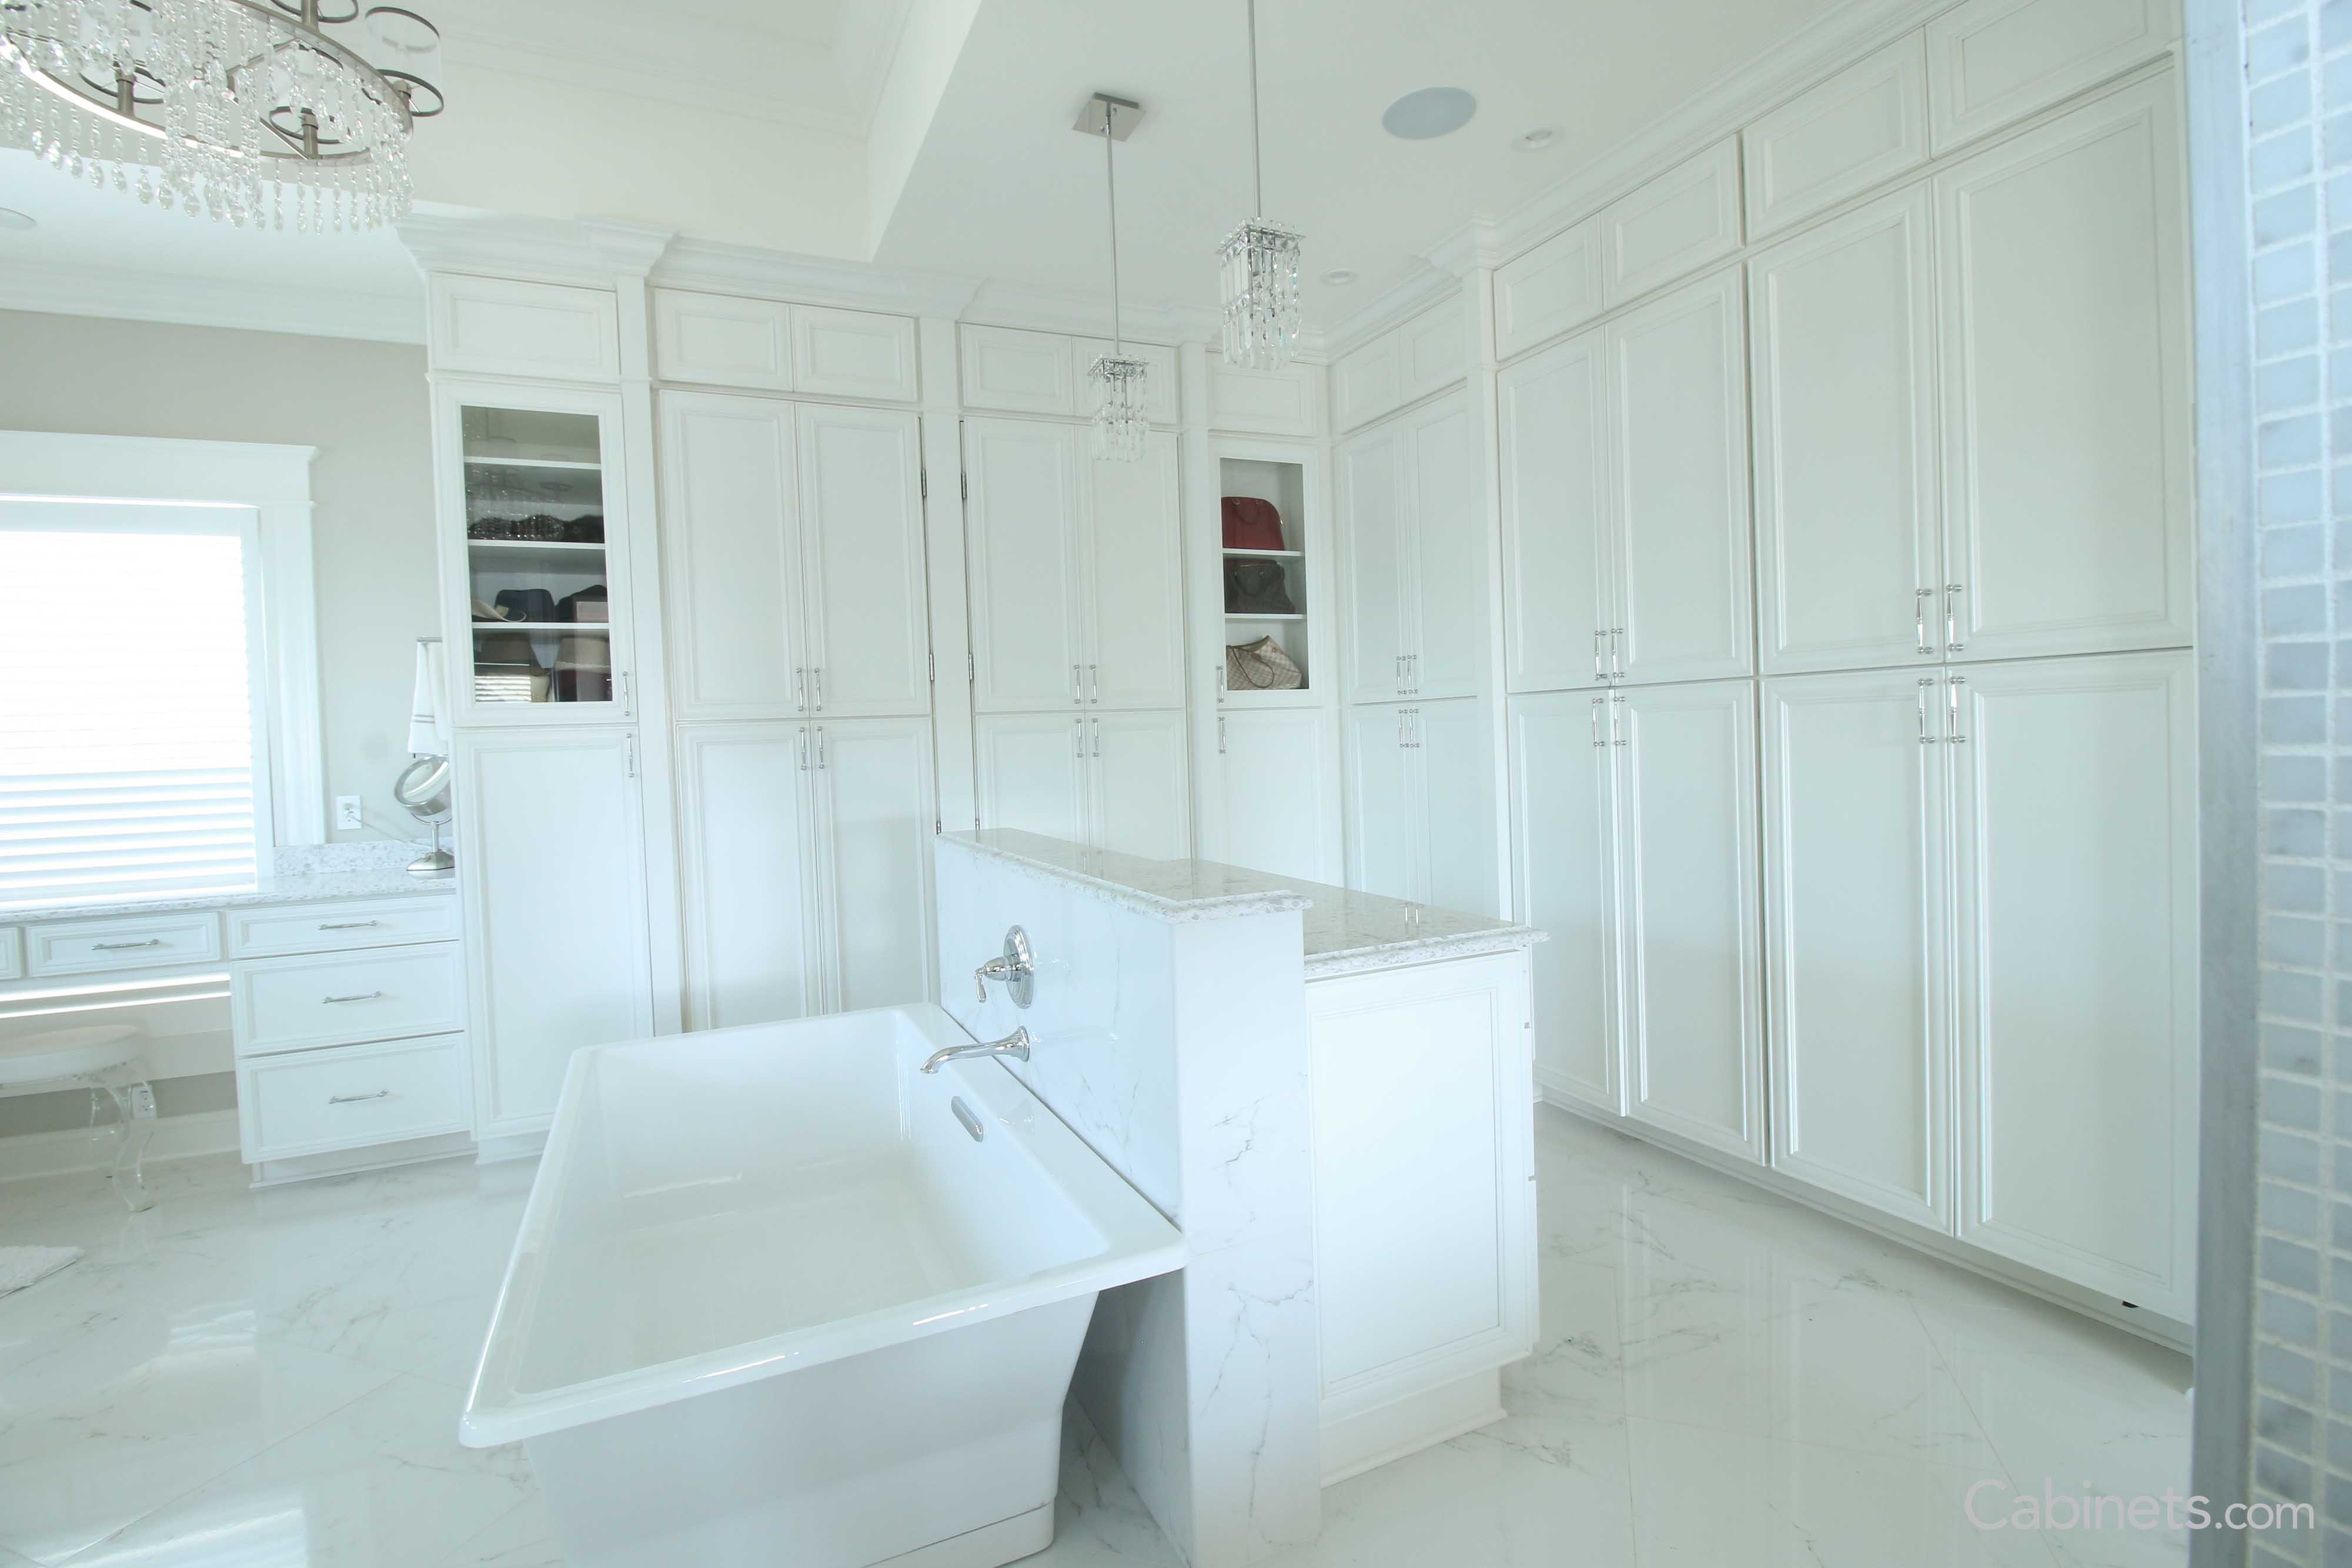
{"left": 974, "top": 712, "right": 1088, "bottom": 844}
{"left": 1405, "top": 393, "right": 1484, "bottom": 701}
{"left": 1346, "top": 704, "right": 1420, "bottom": 902}
{"left": 1085, "top": 429, "right": 1188, "bottom": 711}
{"left": 653, "top": 290, "right": 793, "bottom": 390}
{"left": 1762, "top": 671, "right": 1949, "bottom": 1231}
{"left": 1950, "top": 651, "right": 2196, "bottom": 1318}
{"left": 455, "top": 727, "right": 654, "bottom": 1136}
{"left": 1509, "top": 692, "right": 1622, "bottom": 1115}
{"left": 1494, "top": 216, "right": 1606, "bottom": 360}
{"left": 1417, "top": 697, "right": 1499, "bottom": 919}
{"left": 1616, "top": 681, "right": 1764, "bottom": 1161}
{"left": 1608, "top": 269, "right": 1754, "bottom": 684}
{"left": 959, "top": 325, "right": 1075, "bottom": 414}
{"left": 1215, "top": 707, "right": 1344, "bottom": 883}
{"left": 1398, "top": 296, "right": 1469, "bottom": 404}
{"left": 798, "top": 404, "right": 930, "bottom": 718}
{"left": 1936, "top": 79, "right": 2191, "bottom": 663}
{"left": 1925, "top": 0, "right": 2176, "bottom": 153}
{"left": 1749, "top": 186, "right": 1940, "bottom": 674}
{"left": 964, "top": 419, "right": 1086, "bottom": 712}
{"left": 810, "top": 717, "right": 936, "bottom": 1012}
{"left": 659, "top": 392, "right": 801, "bottom": 720}
{"left": 1332, "top": 333, "right": 1404, "bottom": 432}
{"left": 1498, "top": 330, "right": 1612, "bottom": 694}
{"left": 674, "top": 723, "right": 817, "bottom": 1031}
{"left": 1338, "top": 422, "right": 1409, "bottom": 701}
{"left": 792, "top": 307, "right": 919, "bottom": 403}
{"left": 1600, "top": 138, "right": 1743, "bottom": 305}
{"left": 1090, "top": 710, "right": 1192, "bottom": 861}
{"left": 430, "top": 276, "right": 620, "bottom": 382}
{"left": 1742, "top": 36, "right": 1930, "bottom": 238}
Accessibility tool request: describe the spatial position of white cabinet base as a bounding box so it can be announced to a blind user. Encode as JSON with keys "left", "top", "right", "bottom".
{"left": 1322, "top": 1368, "right": 1504, "bottom": 1486}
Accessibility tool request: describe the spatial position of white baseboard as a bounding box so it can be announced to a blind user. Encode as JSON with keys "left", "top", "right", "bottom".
{"left": 1321, "top": 1368, "right": 1504, "bottom": 1486}
{"left": 0, "top": 1108, "right": 240, "bottom": 1185}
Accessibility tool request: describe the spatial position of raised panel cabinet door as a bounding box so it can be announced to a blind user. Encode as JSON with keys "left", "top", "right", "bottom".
{"left": 1494, "top": 216, "right": 1605, "bottom": 360}
{"left": 1398, "top": 296, "right": 1469, "bottom": 403}
{"left": 1346, "top": 703, "right": 1422, "bottom": 903}
{"left": 964, "top": 419, "right": 1086, "bottom": 712}
{"left": 659, "top": 392, "right": 802, "bottom": 718}
{"left": 810, "top": 717, "right": 936, "bottom": 1012}
{"left": 430, "top": 275, "right": 620, "bottom": 381}
{"left": 674, "top": 724, "right": 817, "bottom": 1031}
{"left": 652, "top": 289, "right": 793, "bottom": 390}
{"left": 1332, "top": 332, "right": 1404, "bottom": 432}
{"left": 453, "top": 728, "right": 654, "bottom": 1136}
{"left": 1509, "top": 692, "right": 1623, "bottom": 1115}
{"left": 1749, "top": 186, "right": 1941, "bottom": 674}
{"left": 1742, "top": 35, "right": 1930, "bottom": 239}
{"left": 1762, "top": 672, "right": 1949, "bottom": 1231}
{"left": 1089, "top": 710, "right": 1191, "bottom": 861}
{"left": 973, "top": 711, "right": 1088, "bottom": 845}
{"left": 1084, "top": 429, "right": 1188, "bottom": 711}
{"left": 1600, "top": 137, "right": 1744, "bottom": 306}
{"left": 1498, "top": 330, "right": 1613, "bottom": 694}
{"left": 1936, "top": 79, "right": 2192, "bottom": 663}
{"left": 1617, "top": 680, "right": 1765, "bottom": 1161}
{"left": 1209, "top": 362, "right": 1318, "bottom": 436}
{"left": 958, "top": 325, "right": 1077, "bottom": 415}
{"left": 1406, "top": 393, "right": 1485, "bottom": 701}
{"left": 1217, "top": 707, "right": 1344, "bottom": 883}
{"left": 1925, "top": 0, "right": 2176, "bottom": 153}
{"left": 1950, "top": 651, "right": 2196, "bottom": 1318}
{"left": 791, "top": 307, "right": 919, "bottom": 402}
{"left": 797, "top": 404, "right": 930, "bottom": 718}
{"left": 1338, "top": 423, "right": 1410, "bottom": 700}
{"left": 1608, "top": 269, "right": 1755, "bottom": 685}
{"left": 1416, "top": 697, "right": 1500, "bottom": 919}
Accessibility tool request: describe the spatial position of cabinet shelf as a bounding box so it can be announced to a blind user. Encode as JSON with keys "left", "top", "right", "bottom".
{"left": 1227, "top": 612, "right": 1305, "bottom": 621}
{"left": 472, "top": 621, "right": 610, "bottom": 633}
{"left": 1222, "top": 547, "right": 1302, "bottom": 559}
{"left": 464, "top": 455, "right": 602, "bottom": 473}
{"left": 469, "top": 538, "right": 605, "bottom": 552}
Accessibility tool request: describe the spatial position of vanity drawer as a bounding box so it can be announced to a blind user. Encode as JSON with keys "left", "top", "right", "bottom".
{"left": 0, "top": 927, "right": 19, "bottom": 982}
{"left": 29, "top": 912, "right": 223, "bottom": 978}
{"left": 240, "top": 1033, "right": 472, "bottom": 1161}
{"left": 228, "top": 896, "right": 460, "bottom": 959}
{"left": 233, "top": 944, "right": 466, "bottom": 1056}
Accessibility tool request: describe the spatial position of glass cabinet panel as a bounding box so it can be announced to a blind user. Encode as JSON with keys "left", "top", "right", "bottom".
{"left": 459, "top": 406, "right": 617, "bottom": 710}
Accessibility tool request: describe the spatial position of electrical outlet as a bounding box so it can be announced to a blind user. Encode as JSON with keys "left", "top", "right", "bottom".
{"left": 335, "top": 795, "right": 363, "bottom": 831}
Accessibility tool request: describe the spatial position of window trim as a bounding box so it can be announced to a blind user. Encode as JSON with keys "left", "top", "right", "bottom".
{"left": 0, "top": 431, "right": 325, "bottom": 845}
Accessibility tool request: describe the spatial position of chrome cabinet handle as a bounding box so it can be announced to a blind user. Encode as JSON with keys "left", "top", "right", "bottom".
{"left": 812, "top": 667, "right": 823, "bottom": 711}
{"left": 1591, "top": 697, "right": 1606, "bottom": 749}
{"left": 1217, "top": 716, "right": 1227, "bottom": 754}
{"left": 1945, "top": 584, "right": 1965, "bottom": 653}
{"left": 620, "top": 671, "right": 633, "bottom": 714}
{"left": 1091, "top": 718, "right": 1101, "bottom": 758}
{"left": 328, "top": 1089, "right": 390, "bottom": 1105}
{"left": 93, "top": 939, "right": 165, "bottom": 951}
{"left": 1215, "top": 663, "right": 1227, "bottom": 700}
{"left": 1611, "top": 628, "right": 1626, "bottom": 680}
{"left": 1917, "top": 678, "right": 1938, "bottom": 744}
{"left": 1611, "top": 693, "right": 1628, "bottom": 746}
{"left": 1072, "top": 663, "right": 1083, "bottom": 703}
{"left": 1407, "top": 709, "right": 1421, "bottom": 749}
{"left": 323, "top": 991, "right": 383, "bottom": 1004}
{"left": 1089, "top": 664, "right": 1099, "bottom": 703}
{"left": 798, "top": 728, "right": 809, "bottom": 771}
{"left": 319, "top": 920, "right": 381, "bottom": 931}
{"left": 1074, "top": 720, "right": 1085, "bottom": 760}
{"left": 1946, "top": 677, "right": 1966, "bottom": 743}
{"left": 794, "top": 667, "right": 807, "bottom": 711}
{"left": 814, "top": 726, "right": 826, "bottom": 770}
{"left": 1593, "top": 631, "right": 1606, "bottom": 683}
{"left": 1916, "top": 590, "right": 1933, "bottom": 656}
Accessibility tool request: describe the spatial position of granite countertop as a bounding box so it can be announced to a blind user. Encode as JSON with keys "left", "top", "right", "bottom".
{"left": 937, "top": 830, "right": 1541, "bottom": 976}
{"left": 0, "top": 845, "right": 458, "bottom": 927}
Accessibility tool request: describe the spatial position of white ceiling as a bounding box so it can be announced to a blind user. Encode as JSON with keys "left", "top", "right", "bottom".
{"left": 0, "top": 0, "right": 1886, "bottom": 342}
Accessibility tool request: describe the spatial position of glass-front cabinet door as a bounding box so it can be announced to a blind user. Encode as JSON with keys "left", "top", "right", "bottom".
{"left": 435, "top": 382, "right": 636, "bottom": 727}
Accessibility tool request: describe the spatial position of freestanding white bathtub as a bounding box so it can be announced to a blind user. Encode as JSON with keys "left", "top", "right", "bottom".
{"left": 460, "top": 1005, "right": 1185, "bottom": 1568}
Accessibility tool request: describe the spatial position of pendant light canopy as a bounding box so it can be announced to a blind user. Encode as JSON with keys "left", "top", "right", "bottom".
{"left": 1218, "top": 0, "right": 1301, "bottom": 370}
{"left": 1079, "top": 92, "right": 1148, "bottom": 463}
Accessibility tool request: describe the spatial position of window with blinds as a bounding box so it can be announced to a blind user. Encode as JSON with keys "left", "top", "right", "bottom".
{"left": 0, "top": 500, "right": 270, "bottom": 907}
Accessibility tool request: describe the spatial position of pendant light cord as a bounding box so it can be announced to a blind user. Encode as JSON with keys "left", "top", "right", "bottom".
{"left": 1247, "top": 0, "right": 1264, "bottom": 218}
{"left": 1102, "top": 101, "right": 1124, "bottom": 356}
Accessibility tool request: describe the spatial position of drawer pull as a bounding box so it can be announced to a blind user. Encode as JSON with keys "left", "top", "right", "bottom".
{"left": 328, "top": 1089, "right": 391, "bottom": 1105}
{"left": 318, "top": 920, "right": 382, "bottom": 931}
{"left": 93, "top": 939, "right": 165, "bottom": 951}
{"left": 322, "top": 991, "right": 384, "bottom": 1004}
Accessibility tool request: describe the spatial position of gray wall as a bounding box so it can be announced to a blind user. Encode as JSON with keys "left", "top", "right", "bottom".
{"left": 0, "top": 309, "right": 438, "bottom": 841}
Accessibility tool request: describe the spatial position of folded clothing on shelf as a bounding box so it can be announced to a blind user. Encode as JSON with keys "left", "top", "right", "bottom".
{"left": 557, "top": 585, "right": 609, "bottom": 623}
{"left": 495, "top": 587, "right": 558, "bottom": 625}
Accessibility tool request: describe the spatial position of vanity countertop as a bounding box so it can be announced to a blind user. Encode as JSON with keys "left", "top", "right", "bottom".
{"left": 937, "top": 831, "right": 1540, "bottom": 976}
{"left": 0, "top": 865, "right": 457, "bottom": 928}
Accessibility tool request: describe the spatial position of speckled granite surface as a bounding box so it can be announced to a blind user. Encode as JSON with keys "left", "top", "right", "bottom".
{"left": 0, "top": 842, "right": 455, "bottom": 926}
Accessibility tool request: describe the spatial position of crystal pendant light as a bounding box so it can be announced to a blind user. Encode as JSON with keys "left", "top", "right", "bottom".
{"left": 0, "top": 0, "right": 443, "bottom": 230}
{"left": 1218, "top": 0, "right": 1301, "bottom": 370}
{"left": 1083, "top": 92, "right": 1148, "bottom": 464}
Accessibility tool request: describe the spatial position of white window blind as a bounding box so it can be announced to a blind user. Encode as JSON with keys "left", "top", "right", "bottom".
{"left": 0, "top": 499, "right": 271, "bottom": 906}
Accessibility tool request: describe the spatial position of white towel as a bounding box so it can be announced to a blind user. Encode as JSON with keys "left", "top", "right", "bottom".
{"left": 0, "top": 1245, "right": 81, "bottom": 1298}
{"left": 407, "top": 640, "right": 450, "bottom": 757}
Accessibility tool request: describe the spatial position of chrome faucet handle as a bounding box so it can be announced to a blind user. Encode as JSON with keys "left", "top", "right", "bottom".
{"left": 969, "top": 925, "right": 1036, "bottom": 1008}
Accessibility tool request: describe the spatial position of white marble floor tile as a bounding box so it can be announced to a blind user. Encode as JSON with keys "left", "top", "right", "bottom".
{"left": 432, "top": 1493, "right": 562, "bottom": 1568}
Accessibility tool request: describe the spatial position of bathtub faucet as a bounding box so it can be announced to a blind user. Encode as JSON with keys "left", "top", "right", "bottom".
{"left": 921, "top": 1027, "right": 1032, "bottom": 1075}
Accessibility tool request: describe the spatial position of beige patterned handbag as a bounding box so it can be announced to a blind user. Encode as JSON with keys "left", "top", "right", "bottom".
{"left": 1225, "top": 636, "right": 1305, "bottom": 691}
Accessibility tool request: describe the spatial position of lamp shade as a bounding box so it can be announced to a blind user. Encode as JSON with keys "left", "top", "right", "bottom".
{"left": 407, "top": 638, "right": 450, "bottom": 757}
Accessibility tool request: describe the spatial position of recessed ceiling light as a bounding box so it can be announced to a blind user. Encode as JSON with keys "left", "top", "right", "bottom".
{"left": 1322, "top": 269, "right": 1359, "bottom": 286}
{"left": 1515, "top": 127, "right": 1561, "bottom": 152}
{"left": 1382, "top": 86, "right": 1477, "bottom": 141}
{"left": 0, "top": 208, "right": 36, "bottom": 232}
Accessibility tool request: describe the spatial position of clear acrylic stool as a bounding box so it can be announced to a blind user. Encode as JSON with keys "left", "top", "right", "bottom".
{"left": 0, "top": 1025, "right": 157, "bottom": 1211}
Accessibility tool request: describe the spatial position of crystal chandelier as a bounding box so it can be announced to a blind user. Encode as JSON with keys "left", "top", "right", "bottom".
{"left": 1218, "top": 0, "right": 1301, "bottom": 370}
{"left": 0, "top": 0, "right": 443, "bottom": 231}
{"left": 1081, "top": 92, "right": 1148, "bottom": 464}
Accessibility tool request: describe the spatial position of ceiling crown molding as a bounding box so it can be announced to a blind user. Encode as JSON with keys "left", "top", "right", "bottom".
{"left": 1324, "top": 0, "right": 1952, "bottom": 356}
{"left": 0, "top": 260, "right": 423, "bottom": 345}
{"left": 396, "top": 209, "right": 677, "bottom": 289}
{"left": 653, "top": 235, "right": 981, "bottom": 319}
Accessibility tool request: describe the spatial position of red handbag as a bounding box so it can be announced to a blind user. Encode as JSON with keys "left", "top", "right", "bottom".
{"left": 1221, "top": 496, "right": 1287, "bottom": 551}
